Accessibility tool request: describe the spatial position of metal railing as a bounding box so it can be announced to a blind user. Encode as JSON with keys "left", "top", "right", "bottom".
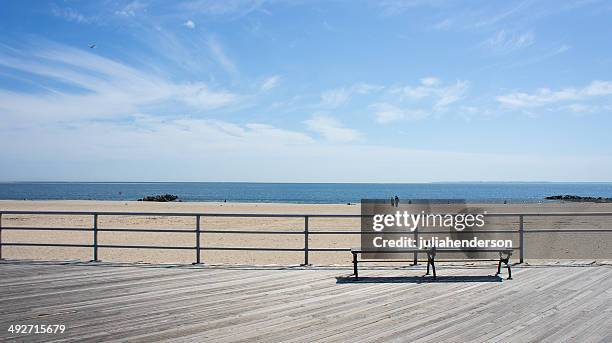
{"left": 1, "top": 210, "right": 611, "bottom": 265}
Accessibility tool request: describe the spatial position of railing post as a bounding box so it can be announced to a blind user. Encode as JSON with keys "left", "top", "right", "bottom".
{"left": 194, "top": 215, "right": 201, "bottom": 265}
{"left": 519, "top": 215, "right": 524, "bottom": 264}
{"left": 0, "top": 213, "right": 3, "bottom": 260}
{"left": 413, "top": 225, "right": 418, "bottom": 265}
{"left": 92, "top": 214, "right": 99, "bottom": 262}
{"left": 302, "top": 216, "right": 310, "bottom": 266}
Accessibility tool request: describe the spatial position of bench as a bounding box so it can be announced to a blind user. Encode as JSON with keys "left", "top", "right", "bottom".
{"left": 350, "top": 247, "right": 513, "bottom": 280}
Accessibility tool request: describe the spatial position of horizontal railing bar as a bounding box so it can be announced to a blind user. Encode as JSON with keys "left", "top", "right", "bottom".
{"left": 97, "top": 228, "right": 196, "bottom": 233}
{"left": 308, "top": 248, "right": 351, "bottom": 251}
{"left": 485, "top": 212, "right": 612, "bottom": 217}
{"left": 2, "top": 210, "right": 612, "bottom": 217}
{"left": 1, "top": 242, "right": 195, "bottom": 250}
{"left": 406, "top": 230, "right": 519, "bottom": 234}
{"left": 308, "top": 231, "right": 363, "bottom": 234}
{"left": 1, "top": 243, "right": 93, "bottom": 248}
{"left": 4, "top": 227, "right": 608, "bottom": 234}
{"left": 200, "top": 247, "right": 305, "bottom": 251}
{"left": 0, "top": 211, "right": 362, "bottom": 217}
{"left": 201, "top": 230, "right": 304, "bottom": 234}
{"left": 200, "top": 213, "right": 361, "bottom": 218}
{"left": 1, "top": 227, "right": 93, "bottom": 231}
{"left": 308, "top": 230, "right": 521, "bottom": 234}
{"left": 97, "top": 244, "right": 194, "bottom": 250}
{"left": 523, "top": 229, "right": 612, "bottom": 233}
{"left": 0, "top": 244, "right": 522, "bottom": 252}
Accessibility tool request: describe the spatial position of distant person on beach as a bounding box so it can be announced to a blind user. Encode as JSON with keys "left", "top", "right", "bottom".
{"left": 394, "top": 195, "right": 400, "bottom": 207}
{"left": 390, "top": 197, "right": 395, "bottom": 207}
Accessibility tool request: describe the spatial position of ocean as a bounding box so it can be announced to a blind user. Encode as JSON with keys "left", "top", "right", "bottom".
{"left": 0, "top": 182, "right": 611, "bottom": 203}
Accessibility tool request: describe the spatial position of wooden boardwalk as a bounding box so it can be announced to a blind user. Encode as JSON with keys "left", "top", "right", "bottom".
{"left": 1, "top": 260, "right": 611, "bottom": 343}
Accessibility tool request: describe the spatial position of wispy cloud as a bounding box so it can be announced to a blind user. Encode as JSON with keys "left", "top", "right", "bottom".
{"left": 115, "top": 1, "right": 147, "bottom": 17}
{"left": 207, "top": 37, "right": 238, "bottom": 75}
{"left": 496, "top": 80, "right": 612, "bottom": 108}
{"left": 320, "top": 88, "right": 351, "bottom": 108}
{"left": 371, "top": 103, "right": 428, "bottom": 123}
{"left": 484, "top": 30, "right": 535, "bottom": 53}
{"left": 304, "top": 115, "right": 361, "bottom": 142}
{"left": 472, "top": 1, "right": 530, "bottom": 28}
{"left": 477, "top": 44, "right": 571, "bottom": 72}
{"left": 51, "top": 7, "right": 93, "bottom": 23}
{"left": 320, "top": 83, "right": 383, "bottom": 108}
{"left": 391, "top": 77, "right": 469, "bottom": 109}
{"left": 0, "top": 41, "right": 238, "bottom": 124}
{"left": 179, "top": 0, "right": 265, "bottom": 19}
{"left": 376, "top": 0, "right": 447, "bottom": 16}
{"left": 432, "top": 18, "right": 452, "bottom": 30}
{"left": 259, "top": 75, "right": 281, "bottom": 92}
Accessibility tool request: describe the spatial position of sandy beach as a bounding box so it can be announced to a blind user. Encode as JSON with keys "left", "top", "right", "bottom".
{"left": 1, "top": 200, "right": 612, "bottom": 265}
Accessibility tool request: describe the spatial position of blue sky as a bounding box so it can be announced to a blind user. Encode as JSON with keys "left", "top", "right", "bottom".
{"left": 1, "top": 0, "right": 612, "bottom": 182}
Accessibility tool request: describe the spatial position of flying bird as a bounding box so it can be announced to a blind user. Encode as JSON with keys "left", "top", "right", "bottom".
{"left": 89, "top": 44, "right": 96, "bottom": 49}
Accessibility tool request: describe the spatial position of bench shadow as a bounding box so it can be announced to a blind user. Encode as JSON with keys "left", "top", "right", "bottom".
{"left": 336, "top": 275, "right": 503, "bottom": 284}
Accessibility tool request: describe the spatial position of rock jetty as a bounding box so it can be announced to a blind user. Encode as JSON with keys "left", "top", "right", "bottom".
{"left": 545, "top": 195, "right": 612, "bottom": 203}
{"left": 137, "top": 194, "right": 179, "bottom": 202}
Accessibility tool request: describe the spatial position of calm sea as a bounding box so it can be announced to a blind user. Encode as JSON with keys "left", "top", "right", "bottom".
{"left": 0, "top": 182, "right": 611, "bottom": 203}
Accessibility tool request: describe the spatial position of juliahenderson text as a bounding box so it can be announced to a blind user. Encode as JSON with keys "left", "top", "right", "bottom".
{"left": 372, "top": 236, "right": 513, "bottom": 249}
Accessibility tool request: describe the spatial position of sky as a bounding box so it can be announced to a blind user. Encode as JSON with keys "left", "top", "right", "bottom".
{"left": 1, "top": 0, "right": 612, "bottom": 182}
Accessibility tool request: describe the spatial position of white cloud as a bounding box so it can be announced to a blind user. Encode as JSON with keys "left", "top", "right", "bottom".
{"left": 371, "top": 103, "right": 428, "bottom": 123}
{"left": 320, "top": 78, "right": 469, "bottom": 125}
{"left": 52, "top": 7, "right": 92, "bottom": 23}
{"left": 563, "top": 103, "right": 596, "bottom": 113}
{"left": 0, "top": 42, "right": 238, "bottom": 124}
{"left": 115, "top": 1, "right": 147, "bottom": 17}
{"left": 435, "top": 80, "right": 469, "bottom": 108}
{"left": 304, "top": 115, "right": 361, "bottom": 142}
{"left": 420, "top": 77, "right": 440, "bottom": 87}
{"left": 556, "top": 44, "right": 571, "bottom": 54}
{"left": 377, "top": 0, "right": 442, "bottom": 16}
{"left": 183, "top": 20, "right": 196, "bottom": 29}
{"left": 473, "top": 2, "right": 529, "bottom": 28}
{"left": 485, "top": 30, "right": 535, "bottom": 53}
{"left": 260, "top": 75, "right": 281, "bottom": 92}
{"left": 393, "top": 78, "right": 469, "bottom": 109}
{"left": 432, "top": 19, "right": 452, "bottom": 30}
{"left": 207, "top": 37, "right": 238, "bottom": 75}
{"left": 496, "top": 80, "right": 612, "bottom": 108}
{"left": 180, "top": 0, "right": 264, "bottom": 18}
{"left": 320, "top": 88, "right": 351, "bottom": 108}
{"left": 583, "top": 80, "right": 612, "bottom": 96}
{"left": 320, "top": 83, "right": 383, "bottom": 108}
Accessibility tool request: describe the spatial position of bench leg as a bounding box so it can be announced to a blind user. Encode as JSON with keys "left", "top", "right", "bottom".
{"left": 352, "top": 252, "right": 359, "bottom": 280}
{"left": 430, "top": 256, "right": 436, "bottom": 279}
{"left": 496, "top": 256, "right": 512, "bottom": 280}
{"left": 505, "top": 259, "right": 512, "bottom": 280}
{"left": 425, "top": 252, "right": 436, "bottom": 279}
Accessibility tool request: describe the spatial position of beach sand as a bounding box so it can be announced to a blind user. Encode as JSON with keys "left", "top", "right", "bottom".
{"left": 1, "top": 200, "right": 611, "bottom": 265}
